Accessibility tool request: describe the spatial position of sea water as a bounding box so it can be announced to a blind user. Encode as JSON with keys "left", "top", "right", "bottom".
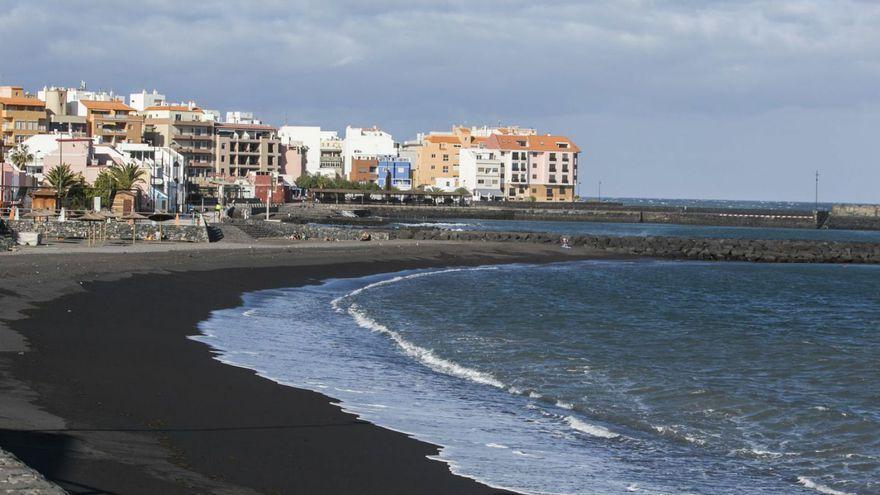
{"left": 195, "top": 260, "right": 880, "bottom": 495}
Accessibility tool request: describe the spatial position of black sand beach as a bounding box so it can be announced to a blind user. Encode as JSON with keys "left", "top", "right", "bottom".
{"left": 0, "top": 241, "right": 603, "bottom": 494}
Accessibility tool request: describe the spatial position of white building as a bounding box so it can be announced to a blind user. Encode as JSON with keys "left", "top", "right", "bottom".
{"left": 459, "top": 148, "right": 503, "bottom": 200}
{"left": 342, "top": 126, "right": 394, "bottom": 177}
{"left": 116, "top": 143, "right": 187, "bottom": 212}
{"left": 129, "top": 90, "right": 166, "bottom": 112}
{"left": 19, "top": 132, "right": 77, "bottom": 179}
{"left": 278, "top": 126, "right": 327, "bottom": 176}
{"left": 225, "top": 111, "right": 262, "bottom": 125}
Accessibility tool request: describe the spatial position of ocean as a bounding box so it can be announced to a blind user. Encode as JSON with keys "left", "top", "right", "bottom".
{"left": 195, "top": 258, "right": 879, "bottom": 495}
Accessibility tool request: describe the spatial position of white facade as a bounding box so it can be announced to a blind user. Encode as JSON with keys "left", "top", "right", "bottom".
{"left": 342, "top": 126, "right": 394, "bottom": 177}
{"left": 278, "top": 126, "right": 324, "bottom": 175}
{"left": 19, "top": 132, "right": 78, "bottom": 179}
{"left": 433, "top": 177, "right": 460, "bottom": 192}
{"left": 459, "top": 148, "right": 503, "bottom": 199}
{"left": 225, "top": 111, "right": 262, "bottom": 125}
{"left": 116, "top": 143, "right": 187, "bottom": 212}
{"left": 129, "top": 90, "right": 166, "bottom": 111}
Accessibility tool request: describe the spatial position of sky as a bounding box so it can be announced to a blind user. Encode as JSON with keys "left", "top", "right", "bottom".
{"left": 1, "top": 0, "right": 878, "bottom": 202}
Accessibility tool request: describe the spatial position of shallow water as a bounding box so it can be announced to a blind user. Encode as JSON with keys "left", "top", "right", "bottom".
{"left": 196, "top": 260, "right": 880, "bottom": 495}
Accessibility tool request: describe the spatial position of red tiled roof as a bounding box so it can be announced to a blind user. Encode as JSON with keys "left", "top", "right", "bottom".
{"left": 0, "top": 97, "right": 46, "bottom": 107}
{"left": 488, "top": 134, "right": 580, "bottom": 153}
{"left": 80, "top": 100, "right": 134, "bottom": 112}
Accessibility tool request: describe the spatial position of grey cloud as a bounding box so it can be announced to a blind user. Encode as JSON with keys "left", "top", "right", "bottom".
{"left": 1, "top": 0, "right": 878, "bottom": 201}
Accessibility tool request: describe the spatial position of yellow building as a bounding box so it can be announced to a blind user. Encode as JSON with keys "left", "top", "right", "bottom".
{"left": 79, "top": 100, "right": 143, "bottom": 145}
{"left": 0, "top": 86, "right": 48, "bottom": 160}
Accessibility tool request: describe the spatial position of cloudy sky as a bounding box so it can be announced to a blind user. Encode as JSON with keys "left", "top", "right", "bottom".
{"left": 2, "top": 0, "right": 878, "bottom": 202}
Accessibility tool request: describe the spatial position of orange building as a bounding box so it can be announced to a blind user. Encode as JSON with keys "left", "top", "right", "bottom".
{"left": 0, "top": 86, "right": 48, "bottom": 160}
{"left": 414, "top": 126, "right": 534, "bottom": 189}
{"left": 80, "top": 100, "right": 143, "bottom": 144}
{"left": 349, "top": 156, "right": 379, "bottom": 183}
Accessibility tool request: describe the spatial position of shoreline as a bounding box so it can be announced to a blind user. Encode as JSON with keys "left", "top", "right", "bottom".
{"left": 0, "top": 241, "right": 610, "bottom": 494}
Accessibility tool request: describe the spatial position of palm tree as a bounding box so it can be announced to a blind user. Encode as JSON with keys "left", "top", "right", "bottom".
{"left": 108, "top": 163, "right": 146, "bottom": 191}
{"left": 9, "top": 144, "right": 34, "bottom": 171}
{"left": 44, "top": 164, "right": 80, "bottom": 204}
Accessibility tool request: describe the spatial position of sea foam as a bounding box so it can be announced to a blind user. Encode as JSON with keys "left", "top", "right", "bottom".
{"left": 797, "top": 477, "right": 854, "bottom": 495}
{"left": 565, "top": 416, "right": 619, "bottom": 439}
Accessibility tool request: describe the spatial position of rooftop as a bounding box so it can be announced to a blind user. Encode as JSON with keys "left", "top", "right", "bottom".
{"left": 80, "top": 100, "right": 135, "bottom": 112}
{"left": 0, "top": 96, "right": 46, "bottom": 107}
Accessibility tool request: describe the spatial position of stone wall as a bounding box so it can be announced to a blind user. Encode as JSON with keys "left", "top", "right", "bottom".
{"left": 3, "top": 219, "right": 209, "bottom": 243}
{"left": 831, "top": 204, "right": 880, "bottom": 217}
{"left": 230, "top": 220, "right": 391, "bottom": 241}
{"left": 391, "top": 229, "right": 880, "bottom": 264}
{"left": 353, "top": 205, "right": 819, "bottom": 229}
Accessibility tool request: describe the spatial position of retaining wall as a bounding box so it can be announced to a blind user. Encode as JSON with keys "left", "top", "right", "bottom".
{"left": 3, "top": 219, "right": 209, "bottom": 243}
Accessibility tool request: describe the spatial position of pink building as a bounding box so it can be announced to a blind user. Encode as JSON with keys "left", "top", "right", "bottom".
{"left": 42, "top": 138, "right": 128, "bottom": 184}
{"left": 279, "top": 143, "right": 304, "bottom": 178}
{"left": 1, "top": 162, "right": 35, "bottom": 208}
{"left": 484, "top": 134, "right": 580, "bottom": 202}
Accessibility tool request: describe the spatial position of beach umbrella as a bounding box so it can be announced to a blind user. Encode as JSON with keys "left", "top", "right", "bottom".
{"left": 78, "top": 211, "right": 106, "bottom": 246}
{"left": 121, "top": 212, "right": 148, "bottom": 244}
{"left": 148, "top": 212, "right": 175, "bottom": 242}
{"left": 23, "top": 209, "right": 55, "bottom": 222}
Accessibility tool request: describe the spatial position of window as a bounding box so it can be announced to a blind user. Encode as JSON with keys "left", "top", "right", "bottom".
{"left": 509, "top": 188, "right": 516, "bottom": 196}
{"left": 442, "top": 154, "right": 449, "bottom": 161}
{"left": 549, "top": 153, "right": 556, "bottom": 160}
{"left": 562, "top": 175, "right": 568, "bottom": 183}
{"left": 478, "top": 179, "right": 484, "bottom": 184}
{"left": 532, "top": 174, "right": 537, "bottom": 179}
{"left": 547, "top": 188, "right": 554, "bottom": 196}
{"left": 431, "top": 153, "right": 436, "bottom": 159}
{"left": 442, "top": 166, "right": 449, "bottom": 173}
{"left": 557, "top": 143, "right": 568, "bottom": 149}
{"left": 431, "top": 165, "right": 436, "bottom": 170}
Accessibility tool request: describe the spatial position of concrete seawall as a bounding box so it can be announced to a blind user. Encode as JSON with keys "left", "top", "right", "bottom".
{"left": 391, "top": 229, "right": 880, "bottom": 264}
{"left": 319, "top": 204, "right": 822, "bottom": 229}
{"left": 225, "top": 220, "right": 880, "bottom": 264}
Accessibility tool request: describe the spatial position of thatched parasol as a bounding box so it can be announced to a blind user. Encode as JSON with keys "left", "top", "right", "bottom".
{"left": 23, "top": 209, "right": 55, "bottom": 221}
{"left": 121, "top": 212, "right": 148, "bottom": 244}
{"left": 78, "top": 212, "right": 107, "bottom": 246}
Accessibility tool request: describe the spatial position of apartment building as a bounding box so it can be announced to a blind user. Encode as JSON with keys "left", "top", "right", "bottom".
{"left": 143, "top": 105, "right": 215, "bottom": 177}
{"left": 342, "top": 126, "right": 394, "bottom": 177}
{"left": 214, "top": 123, "right": 281, "bottom": 176}
{"left": 349, "top": 156, "right": 379, "bottom": 183}
{"left": 77, "top": 100, "right": 143, "bottom": 144}
{"left": 129, "top": 90, "right": 166, "bottom": 112}
{"left": 0, "top": 86, "right": 48, "bottom": 159}
{"left": 459, "top": 148, "right": 504, "bottom": 201}
{"left": 36, "top": 87, "right": 87, "bottom": 136}
{"left": 320, "top": 132, "right": 344, "bottom": 177}
{"left": 413, "top": 125, "right": 534, "bottom": 188}
{"left": 376, "top": 155, "right": 412, "bottom": 190}
{"left": 485, "top": 134, "right": 580, "bottom": 202}
{"left": 278, "top": 126, "right": 343, "bottom": 177}
{"left": 415, "top": 134, "right": 461, "bottom": 188}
